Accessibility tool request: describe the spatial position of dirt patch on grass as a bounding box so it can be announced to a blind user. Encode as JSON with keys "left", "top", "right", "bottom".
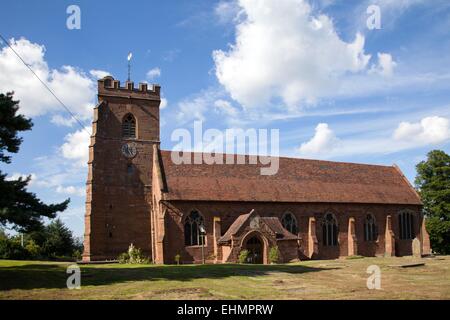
{"left": 133, "top": 287, "right": 214, "bottom": 300}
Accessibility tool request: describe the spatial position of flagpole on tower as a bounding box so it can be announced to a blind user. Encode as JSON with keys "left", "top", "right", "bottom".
{"left": 127, "top": 52, "right": 133, "bottom": 81}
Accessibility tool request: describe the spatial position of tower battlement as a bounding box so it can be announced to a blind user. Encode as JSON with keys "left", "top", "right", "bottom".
{"left": 98, "top": 76, "right": 160, "bottom": 100}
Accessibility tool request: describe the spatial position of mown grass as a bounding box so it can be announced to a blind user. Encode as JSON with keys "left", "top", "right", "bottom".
{"left": 0, "top": 256, "right": 449, "bottom": 300}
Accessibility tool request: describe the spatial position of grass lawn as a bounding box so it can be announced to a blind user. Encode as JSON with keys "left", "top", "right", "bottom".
{"left": 0, "top": 256, "right": 449, "bottom": 300}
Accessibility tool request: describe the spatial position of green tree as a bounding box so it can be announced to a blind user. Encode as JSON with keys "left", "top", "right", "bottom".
{"left": 0, "top": 220, "right": 81, "bottom": 260}
{"left": 238, "top": 249, "right": 249, "bottom": 263}
{"left": 40, "top": 219, "right": 75, "bottom": 258}
{"left": 0, "top": 227, "right": 7, "bottom": 240}
{"left": 72, "top": 236, "right": 84, "bottom": 260}
{"left": 0, "top": 92, "right": 69, "bottom": 232}
{"left": 0, "top": 235, "right": 29, "bottom": 259}
{"left": 25, "top": 239, "right": 41, "bottom": 258}
{"left": 415, "top": 150, "right": 450, "bottom": 254}
{"left": 269, "top": 246, "right": 280, "bottom": 264}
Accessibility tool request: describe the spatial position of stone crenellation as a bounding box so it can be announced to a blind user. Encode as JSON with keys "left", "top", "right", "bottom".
{"left": 98, "top": 76, "right": 160, "bottom": 99}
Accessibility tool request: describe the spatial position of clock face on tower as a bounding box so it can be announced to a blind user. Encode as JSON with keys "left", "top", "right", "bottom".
{"left": 121, "top": 142, "right": 137, "bottom": 158}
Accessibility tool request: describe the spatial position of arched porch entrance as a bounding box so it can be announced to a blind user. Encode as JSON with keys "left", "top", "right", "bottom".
{"left": 245, "top": 236, "right": 263, "bottom": 264}
{"left": 241, "top": 231, "right": 269, "bottom": 264}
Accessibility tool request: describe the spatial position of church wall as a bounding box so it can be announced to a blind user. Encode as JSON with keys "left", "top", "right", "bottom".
{"left": 277, "top": 240, "right": 300, "bottom": 263}
{"left": 162, "top": 201, "right": 422, "bottom": 263}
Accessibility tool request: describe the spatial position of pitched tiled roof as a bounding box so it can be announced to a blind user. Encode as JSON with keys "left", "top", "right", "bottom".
{"left": 259, "top": 217, "right": 298, "bottom": 241}
{"left": 218, "top": 212, "right": 298, "bottom": 243}
{"left": 218, "top": 212, "right": 252, "bottom": 243}
{"left": 158, "top": 151, "right": 422, "bottom": 205}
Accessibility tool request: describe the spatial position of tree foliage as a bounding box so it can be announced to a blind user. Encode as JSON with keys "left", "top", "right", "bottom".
{"left": 415, "top": 150, "right": 450, "bottom": 254}
{"left": 117, "top": 244, "right": 149, "bottom": 264}
{"left": 0, "top": 92, "right": 69, "bottom": 232}
{"left": 39, "top": 219, "right": 76, "bottom": 258}
{"left": 0, "top": 92, "right": 32, "bottom": 163}
{"left": 0, "top": 236, "right": 29, "bottom": 260}
{"left": 238, "top": 249, "right": 249, "bottom": 264}
{"left": 0, "top": 219, "right": 82, "bottom": 260}
{"left": 269, "top": 246, "right": 280, "bottom": 264}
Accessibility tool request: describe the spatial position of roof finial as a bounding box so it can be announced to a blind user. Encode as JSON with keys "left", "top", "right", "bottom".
{"left": 127, "top": 52, "right": 133, "bottom": 81}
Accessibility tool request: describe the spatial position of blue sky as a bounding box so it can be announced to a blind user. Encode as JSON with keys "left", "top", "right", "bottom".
{"left": 1, "top": 0, "right": 450, "bottom": 237}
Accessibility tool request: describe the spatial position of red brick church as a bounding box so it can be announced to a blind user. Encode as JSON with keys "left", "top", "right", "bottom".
{"left": 82, "top": 76, "right": 431, "bottom": 264}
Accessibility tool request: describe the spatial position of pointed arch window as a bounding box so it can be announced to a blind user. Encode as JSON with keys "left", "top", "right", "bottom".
{"left": 281, "top": 212, "right": 298, "bottom": 234}
{"left": 122, "top": 113, "right": 136, "bottom": 139}
{"left": 399, "top": 211, "right": 415, "bottom": 240}
{"left": 364, "top": 214, "right": 378, "bottom": 241}
{"left": 322, "top": 213, "right": 338, "bottom": 246}
{"left": 184, "top": 210, "right": 205, "bottom": 246}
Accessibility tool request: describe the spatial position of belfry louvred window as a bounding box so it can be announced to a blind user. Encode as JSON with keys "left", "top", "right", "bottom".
{"left": 122, "top": 113, "right": 136, "bottom": 138}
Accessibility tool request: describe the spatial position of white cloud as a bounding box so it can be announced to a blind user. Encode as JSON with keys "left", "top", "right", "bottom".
{"left": 370, "top": 53, "right": 397, "bottom": 77}
{"left": 0, "top": 38, "right": 96, "bottom": 120}
{"left": 146, "top": 67, "right": 161, "bottom": 80}
{"left": 371, "top": 0, "right": 425, "bottom": 13}
{"left": 56, "top": 205, "right": 85, "bottom": 236}
{"left": 214, "top": 0, "right": 242, "bottom": 24}
{"left": 50, "top": 114, "right": 77, "bottom": 127}
{"left": 89, "top": 69, "right": 111, "bottom": 79}
{"left": 30, "top": 152, "right": 87, "bottom": 202}
{"left": 177, "top": 97, "right": 207, "bottom": 122}
{"left": 298, "top": 123, "right": 340, "bottom": 156}
{"left": 60, "top": 127, "right": 90, "bottom": 167}
{"left": 160, "top": 97, "right": 168, "bottom": 109}
{"left": 59, "top": 205, "right": 85, "bottom": 221}
{"left": 176, "top": 88, "right": 222, "bottom": 123}
{"left": 394, "top": 116, "right": 450, "bottom": 144}
{"left": 315, "top": 0, "right": 335, "bottom": 9}
{"left": 56, "top": 185, "right": 85, "bottom": 197}
{"left": 296, "top": 115, "right": 450, "bottom": 160}
{"left": 213, "top": 0, "right": 371, "bottom": 109}
{"left": 6, "top": 172, "right": 37, "bottom": 185}
{"left": 214, "top": 99, "right": 239, "bottom": 118}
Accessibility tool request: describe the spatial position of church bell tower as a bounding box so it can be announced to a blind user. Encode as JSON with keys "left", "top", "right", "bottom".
{"left": 83, "top": 76, "right": 161, "bottom": 261}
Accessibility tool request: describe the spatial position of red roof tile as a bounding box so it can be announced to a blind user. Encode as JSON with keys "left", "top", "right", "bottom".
{"left": 218, "top": 212, "right": 252, "bottom": 243}
{"left": 218, "top": 211, "right": 298, "bottom": 243}
{"left": 158, "top": 151, "right": 422, "bottom": 205}
{"left": 259, "top": 217, "right": 298, "bottom": 240}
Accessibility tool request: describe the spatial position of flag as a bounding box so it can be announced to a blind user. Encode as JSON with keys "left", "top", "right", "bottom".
{"left": 127, "top": 52, "right": 133, "bottom": 61}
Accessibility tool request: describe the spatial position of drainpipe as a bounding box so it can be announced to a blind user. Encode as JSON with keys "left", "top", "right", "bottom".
{"left": 199, "top": 224, "right": 206, "bottom": 264}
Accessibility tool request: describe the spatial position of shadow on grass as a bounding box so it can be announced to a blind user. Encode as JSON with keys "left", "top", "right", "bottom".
{"left": 0, "top": 262, "right": 332, "bottom": 291}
